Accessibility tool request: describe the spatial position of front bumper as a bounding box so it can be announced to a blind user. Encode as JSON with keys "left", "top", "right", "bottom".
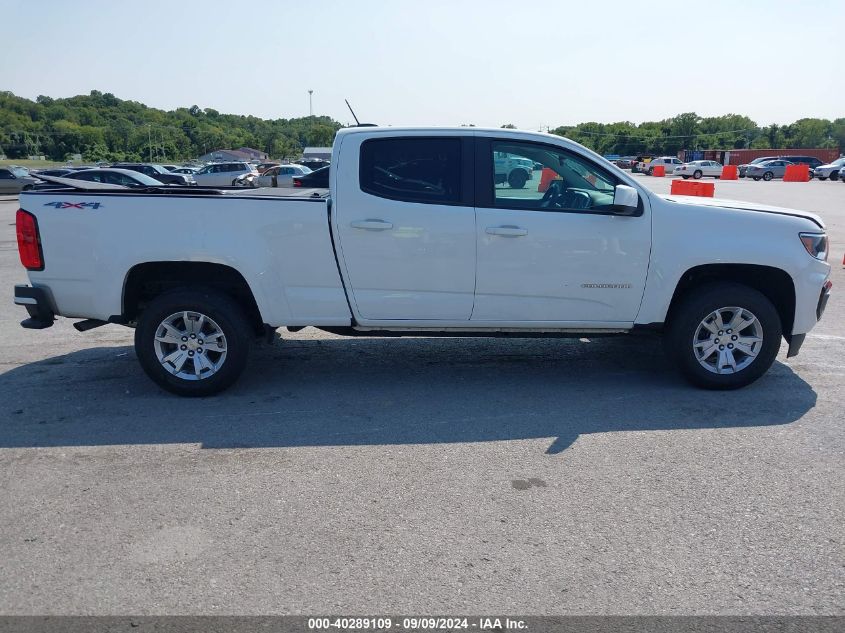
{"left": 788, "top": 278, "right": 832, "bottom": 357}
{"left": 14, "top": 284, "right": 55, "bottom": 329}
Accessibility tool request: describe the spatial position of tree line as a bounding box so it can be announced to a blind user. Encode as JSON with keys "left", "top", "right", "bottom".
{"left": 0, "top": 90, "right": 340, "bottom": 162}
{"left": 549, "top": 112, "right": 844, "bottom": 156}
{"left": 1, "top": 90, "right": 842, "bottom": 162}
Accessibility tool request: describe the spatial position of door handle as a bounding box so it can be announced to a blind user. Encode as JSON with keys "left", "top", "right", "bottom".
{"left": 486, "top": 225, "right": 528, "bottom": 237}
{"left": 350, "top": 219, "right": 393, "bottom": 231}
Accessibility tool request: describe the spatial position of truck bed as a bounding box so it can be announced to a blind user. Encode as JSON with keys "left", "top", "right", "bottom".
{"left": 18, "top": 187, "right": 350, "bottom": 328}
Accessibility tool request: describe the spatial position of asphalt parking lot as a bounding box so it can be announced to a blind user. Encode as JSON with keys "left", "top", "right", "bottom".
{"left": 0, "top": 177, "right": 843, "bottom": 615}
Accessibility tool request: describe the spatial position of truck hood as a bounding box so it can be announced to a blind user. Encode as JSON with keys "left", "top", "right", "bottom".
{"left": 659, "top": 194, "right": 825, "bottom": 229}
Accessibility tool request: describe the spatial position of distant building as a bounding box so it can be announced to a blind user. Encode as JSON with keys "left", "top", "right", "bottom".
{"left": 199, "top": 147, "right": 268, "bottom": 162}
{"left": 302, "top": 147, "right": 332, "bottom": 161}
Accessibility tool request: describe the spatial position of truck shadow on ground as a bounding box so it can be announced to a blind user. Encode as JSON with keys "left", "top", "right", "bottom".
{"left": 0, "top": 334, "right": 817, "bottom": 454}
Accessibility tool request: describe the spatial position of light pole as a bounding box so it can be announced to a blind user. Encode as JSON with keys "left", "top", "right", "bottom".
{"left": 308, "top": 90, "right": 313, "bottom": 117}
{"left": 147, "top": 124, "right": 152, "bottom": 163}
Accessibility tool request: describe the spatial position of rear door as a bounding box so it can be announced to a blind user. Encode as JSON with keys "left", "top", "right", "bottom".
{"left": 472, "top": 137, "right": 651, "bottom": 324}
{"left": 333, "top": 134, "right": 476, "bottom": 321}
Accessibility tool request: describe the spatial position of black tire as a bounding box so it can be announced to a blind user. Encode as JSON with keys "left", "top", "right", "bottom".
{"left": 818, "top": 176, "right": 827, "bottom": 181}
{"left": 763, "top": 171, "right": 773, "bottom": 181}
{"left": 693, "top": 170, "right": 703, "bottom": 179}
{"left": 135, "top": 288, "right": 252, "bottom": 396}
{"left": 830, "top": 171, "right": 839, "bottom": 181}
{"left": 665, "top": 282, "right": 782, "bottom": 390}
{"left": 647, "top": 167, "right": 654, "bottom": 176}
{"left": 682, "top": 175, "right": 690, "bottom": 179}
{"left": 507, "top": 169, "right": 528, "bottom": 189}
{"left": 753, "top": 176, "right": 761, "bottom": 181}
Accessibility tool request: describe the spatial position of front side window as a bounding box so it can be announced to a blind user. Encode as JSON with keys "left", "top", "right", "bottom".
{"left": 360, "top": 137, "right": 461, "bottom": 204}
{"left": 490, "top": 140, "right": 617, "bottom": 213}
{"left": 0, "top": 169, "right": 12, "bottom": 179}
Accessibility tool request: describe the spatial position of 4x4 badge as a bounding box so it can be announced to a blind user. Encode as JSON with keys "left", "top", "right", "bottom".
{"left": 43, "top": 201, "right": 103, "bottom": 209}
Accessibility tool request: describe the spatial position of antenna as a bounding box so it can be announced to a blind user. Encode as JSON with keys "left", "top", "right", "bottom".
{"left": 345, "top": 99, "right": 360, "bottom": 126}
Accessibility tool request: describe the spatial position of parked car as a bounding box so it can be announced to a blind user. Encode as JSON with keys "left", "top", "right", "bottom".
{"left": 674, "top": 160, "right": 723, "bottom": 179}
{"left": 255, "top": 164, "right": 312, "bottom": 188}
{"left": 60, "top": 168, "right": 166, "bottom": 188}
{"left": 779, "top": 156, "right": 824, "bottom": 173}
{"left": 0, "top": 166, "right": 41, "bottom": 194}
{"left": 292, "top": 165, "right": 330, "bottom": 188}
{"left": 14, "top": 126, "right": 831, "bottom": 396}
{"left": 746, "top": 159, "right": 793, "bottom": 181}
{"left": 813, "top": 157, "right": 845, "bottom": 181}
{"left": 646, "top": 156, "right": 683, "bottom": 175}
{"left": 161, "top": 164, "right": 181, "bottom": 172}
{"left": 839, "top": 165, "right": 845, "bottom": 182}
{"left": 615, "top": 158, "right": 634, "bottom": 169}
{"left": 193, "top": 162, "right": 257, "bottom": 187}
{"left": 299, "top": 159, "right": 330, "bottom": 171}
{"left": 112, "top": 163, "right": 194, "bottom": 185}
{"left": 170, "top": 167, "right": 199, "bottom": 175}
{"left": 256, "top": 162, "right": 280, "bottom": 174}
{"left": 738, "top": 157, "right": 776, "bottom": 178}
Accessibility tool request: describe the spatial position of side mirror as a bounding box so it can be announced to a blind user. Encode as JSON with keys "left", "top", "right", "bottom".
{"left": 612, "top": 184, "right": 640, "bottom": 216}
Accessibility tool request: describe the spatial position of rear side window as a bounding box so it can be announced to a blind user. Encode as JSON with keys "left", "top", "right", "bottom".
{"left": 359, "top": 137, "right": 461, "bottom": 204}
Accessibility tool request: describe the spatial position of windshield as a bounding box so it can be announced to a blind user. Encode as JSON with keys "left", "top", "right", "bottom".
{"left": 10, "top": 166, "right": 29, "bottom": 177}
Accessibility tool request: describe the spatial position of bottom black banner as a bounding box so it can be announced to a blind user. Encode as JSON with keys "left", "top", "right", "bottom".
{"left": 0, "top": 616, "right": 842, "bottom": 633}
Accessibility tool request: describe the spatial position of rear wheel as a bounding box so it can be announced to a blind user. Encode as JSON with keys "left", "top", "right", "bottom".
{"left": 682, "top": 175, "right": 690, "bottom": 179}
{"left": 830, "top": 170, "right": 839, "bottom": 181}
{"left": 753, "top": 176, "right": 761, "bottom": 181}
{"left": 666, "top": 282, "right": 781, "bottom": 390}
{"left": 507, "top": 170, "right": 528, "bottom": 189}
{"left": 693, "top": 170, "right": 703, "bottom": 179}
{"left": 763, "top": 171, "right": 773, "bottom": 181}
{"left": 135, "top": 288, "right": 252, "bottom": 396}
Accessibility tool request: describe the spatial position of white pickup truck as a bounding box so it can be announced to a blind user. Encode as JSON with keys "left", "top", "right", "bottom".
{"left": 14, "top": 127, "right": 832, "bottom": 396}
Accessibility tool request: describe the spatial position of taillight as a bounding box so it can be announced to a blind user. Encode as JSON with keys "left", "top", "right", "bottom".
{"left": 292, "top": 178, "right": 303, "bottom": 187}
{"left": 16, "top": 209, "right": 44, "bottom": 271}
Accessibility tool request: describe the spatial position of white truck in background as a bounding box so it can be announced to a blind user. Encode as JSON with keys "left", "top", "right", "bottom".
{"left": 14, "top": 127, "right": 831, "bottom": 396}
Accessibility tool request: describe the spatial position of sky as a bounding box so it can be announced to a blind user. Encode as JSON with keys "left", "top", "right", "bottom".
{"left": 1, "top": 0, "right": 843, "bottom": 129}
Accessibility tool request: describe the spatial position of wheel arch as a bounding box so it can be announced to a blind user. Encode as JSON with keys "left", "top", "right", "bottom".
{"left": 665, "top": 264, "right": 795, "bottom": 336}
{"left": 121, "top": 261, "right": 265, "bottom": 335}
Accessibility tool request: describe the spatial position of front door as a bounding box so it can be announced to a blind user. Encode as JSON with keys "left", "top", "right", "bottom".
{"left": 334, "top": 135, "right": 476, "bottom": 321}
{"left": 472, "top": 138, "right": 651, "bottom": 324}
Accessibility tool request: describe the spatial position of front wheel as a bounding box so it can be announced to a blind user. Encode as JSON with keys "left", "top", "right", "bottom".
{"left": 682, "top": 175, "right": 690, "bottom": 179}
{"left": 665, "top": 282, "right": 781, "bottom": 390}
{"left": 763, "top": 171, "right": 774, "bottom": 181}
{"left": 830, "top": 171, "right": 839, "bottom": 181}
{"left": 693, "top": 170, "right": 702, "bottom": 179}
{"left": 753, "top": 176, "right": 761, "bottom": 181}
{"left": 135, "top": 288, "right": 252, "bottom": 396}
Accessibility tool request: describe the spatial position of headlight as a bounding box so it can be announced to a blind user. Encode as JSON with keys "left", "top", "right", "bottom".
{"left": 799, "top": 232, "right": 828, "bottom": 260}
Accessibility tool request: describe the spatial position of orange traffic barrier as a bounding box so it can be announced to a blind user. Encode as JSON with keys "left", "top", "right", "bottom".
{"left": 784, "top": 164, "right": 809, "bottom": 182}
{"left": 721, "top": 165, "right": 738, "bottom": 180}
{"left": 652, "top": 165, "right": 665, "bottom": 177}
{"left": 670, "top": 180, "right": 715, "bottom": 197}
{"left": 537, "top": 167, "right": 561, "bottom": 192}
